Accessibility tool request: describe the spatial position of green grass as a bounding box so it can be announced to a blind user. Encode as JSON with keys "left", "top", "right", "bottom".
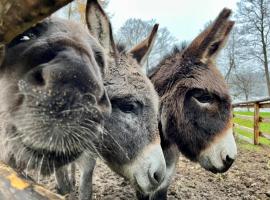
{"left": 233, "top": 111, "right": 270, "bottom": 146}
{"left": 237, "top": 139, "right": 262, "bottom": 152}
{"left": 234, "top": 111, "right": 270, "bottom": 118}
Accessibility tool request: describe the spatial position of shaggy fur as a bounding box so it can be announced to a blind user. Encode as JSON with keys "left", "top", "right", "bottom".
{"left": 55, "top": 1, "right": 166, "bottom": 200}
{"left": 137, "top": 8, "right": 236, "bottom": 200}
{"left": 0, "top": 17, "right": 111, "bottom": 176}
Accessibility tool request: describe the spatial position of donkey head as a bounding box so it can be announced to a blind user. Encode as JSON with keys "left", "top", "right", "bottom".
{"left": 0, "top": 14, "right": 111, "bottom": 172}
{"left": 86, "top": 0, "right": 166, "bottom": 194}
{"left": 151, "top": 8, "right": 237, "bottom": 173}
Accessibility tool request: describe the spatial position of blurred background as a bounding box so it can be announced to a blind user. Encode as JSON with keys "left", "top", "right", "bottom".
{"left": 56, "top": 0, "right": 270, "bottom": 102}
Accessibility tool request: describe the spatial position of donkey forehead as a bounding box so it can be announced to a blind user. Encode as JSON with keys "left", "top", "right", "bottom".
{"left": 165, "top": 60, "right": 230, "bottom": 100}
{"left": 29, "top": 17, "right": 101, "bottom": 50}
{"left": 191, "top": 62, "right": 228, "bottom": 93}
{"left": 105, "top": 57, "right": 159, "bottom": 110}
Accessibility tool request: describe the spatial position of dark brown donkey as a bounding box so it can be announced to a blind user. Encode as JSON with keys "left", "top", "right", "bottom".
{"left": 136, "top": 8, "right": 238, "bottom": 200}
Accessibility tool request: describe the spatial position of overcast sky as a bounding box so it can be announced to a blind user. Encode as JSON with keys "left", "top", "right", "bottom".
{"left": 106, "top": 0, "right": 238, "bottom": 42}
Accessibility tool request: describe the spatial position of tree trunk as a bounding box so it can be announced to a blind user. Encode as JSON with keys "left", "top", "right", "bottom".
{"left": 68, "top": 3, "right": 73, "bottom": 19}
{"left": 258, "top": 0, "right": 270, "bottom": 96}
{"left": 245, "top": 93, "right": 250, "bottom": 111}
{"left": 0, "top": 0, "right": 74, "bottom": 45}
{"left": 261, "top": 38, "right": 270, "bottom": 95}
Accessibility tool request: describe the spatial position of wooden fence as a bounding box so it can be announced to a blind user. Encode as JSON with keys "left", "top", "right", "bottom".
{"left": 233, "top": 97, "right": 270, "bottom": 145}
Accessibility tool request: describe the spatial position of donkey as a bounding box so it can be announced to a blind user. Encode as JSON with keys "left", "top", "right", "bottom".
{"left": 0, "top": 1, "right": 166, "bottom": 198}
{"left": 53, "top": 1, "right": 166, "bottom": 199}
{"left": 135, "top": 8, "right": 238, "bottom": 200}
{"left": 0, "top": 14, "right": 111, "bottom": 174}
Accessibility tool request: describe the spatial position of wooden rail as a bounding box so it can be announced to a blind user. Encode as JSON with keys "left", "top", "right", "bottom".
{"left": 0, "top": 162, "right": 64, "bottom": 200}
{"left": 233, "top": 97, "right": 270, "bottom": 145}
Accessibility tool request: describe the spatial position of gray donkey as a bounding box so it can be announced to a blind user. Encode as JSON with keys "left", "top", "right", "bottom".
{"left": 55, "top": 1, "right": 166, "bottom": 199}
{"left": 135, "top": 8, "right": 237, "bottom": 200}
{"left": 0, "top": 0, "right": 166, "bottom": 199}
{"left": 0, "top": 14, "right": 111, "bottom": 173}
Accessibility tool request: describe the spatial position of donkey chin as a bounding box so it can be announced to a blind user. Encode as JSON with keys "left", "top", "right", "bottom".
{"left": 198, "top": 127, "right": 237, "bottom": 173}
{"left": 114, "top": 144, "right": 166, "bottom": 194}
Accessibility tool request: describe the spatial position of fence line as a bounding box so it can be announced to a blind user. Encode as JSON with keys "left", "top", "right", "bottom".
{"left": 233, "top": 97, "right": 270, "bottom": 145}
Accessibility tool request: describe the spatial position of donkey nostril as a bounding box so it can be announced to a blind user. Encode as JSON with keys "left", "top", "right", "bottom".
{"left": 224, "top": 155, "right": 234, "bottom": 166}
{"left": 148, "top": 167, "right": 164, "bottom": 186}
{"left": 33, "top": 70, "right": 45, "bottom": 86}
{"left": 28, "top": 69, "right": 45, "bottom": 86}
{"left": 153, "top": 172, "right": 162, "bottom": 183}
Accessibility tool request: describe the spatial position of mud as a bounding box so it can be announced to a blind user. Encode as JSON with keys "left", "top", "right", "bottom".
{"left": 39, "top": 141, "right": 270, "bottom": 200}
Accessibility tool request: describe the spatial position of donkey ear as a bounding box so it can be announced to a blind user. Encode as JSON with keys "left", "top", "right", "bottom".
{"left": 0, "top": 45, "right": 5, "bottom": 66}
{"left": 204, "top": 21, "right": 234, "bottom": 59}
{"left": 184, "top": 8, "right": 234, "bottom": 62}
{"left": 129, "top": 24, "right": 159, "bottom": 65}
{"left": 86, "top": 0, "right": 116, "bottom": 56}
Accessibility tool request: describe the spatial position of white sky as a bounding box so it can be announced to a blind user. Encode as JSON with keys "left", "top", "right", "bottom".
{"left": 106, "top": 0, "right": 238, "bottom": 42}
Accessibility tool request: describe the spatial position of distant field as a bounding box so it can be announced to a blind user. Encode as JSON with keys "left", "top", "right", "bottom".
{"left": 233, "top": 111, "right": 270, "bottom": 146}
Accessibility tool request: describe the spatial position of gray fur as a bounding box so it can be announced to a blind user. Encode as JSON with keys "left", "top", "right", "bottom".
{"left": 0, "top": 17, "right": 111, "bottom": 178}
{"left": 56, "top": 1, "right": 165, "bottom": 199}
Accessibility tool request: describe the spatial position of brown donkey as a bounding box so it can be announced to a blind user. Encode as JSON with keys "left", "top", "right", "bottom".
{"left": 136, "top": 8, "right": 238, "bottom": 200}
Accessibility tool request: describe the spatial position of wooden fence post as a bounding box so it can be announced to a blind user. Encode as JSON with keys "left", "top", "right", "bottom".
{"left": 254, "top": 102, "right": 260, "bottom": 145}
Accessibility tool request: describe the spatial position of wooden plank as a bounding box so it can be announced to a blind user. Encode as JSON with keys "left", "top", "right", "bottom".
{"left": 0, "top": 162, "right": 64, "bottom": 200}
{"left": 254, "top": 103, "right": 260, "bottom": 145}
{"left": 236, "top": 133, "right": 254, "bottom": 144}
{"left": 233, "top": 104, "right": 254, "bottom": 108}
{"left": 0, "top": 0, "right": 74, "bottom": 45}
{"left": 259, "top": 103, "right": 270, "bottom": 108}
{"left": 234, "top": 123, "right": 253, "bottom": 134}
{"left": 234, "top": 114, "right": 253, "bottom": 121}
{"left": 233, "top": 97, "right": 270, "bottom": 107}
{"left": 260, "top": 117, "right": 270, "bottom": 123}
{"left": 260, "top": 132, "right": 270, "bottom": 140}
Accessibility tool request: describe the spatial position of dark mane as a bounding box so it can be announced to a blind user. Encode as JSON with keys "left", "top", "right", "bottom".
{"left": 116, "top": 43, "right": 127, "bottom": 53}
{"left": 147, "top": 45, "right": 186, "bottom": 78}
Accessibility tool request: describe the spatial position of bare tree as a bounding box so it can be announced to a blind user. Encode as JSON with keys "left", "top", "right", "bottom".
{"left": 230, "top": 71, "right": 255, "bottom": 101}
{"left": 223, "top": 28, "right": 238, "bottom": 81}
{"left": 116, "top": 18, "right": 177, "bottom": 72}
{"left": 236, "top": 0, "right": 270, "bottom": 95}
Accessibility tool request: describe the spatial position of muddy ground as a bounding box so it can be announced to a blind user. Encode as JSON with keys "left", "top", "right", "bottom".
{"left": 41, "top": 141, "right": 270, "bottom": 200}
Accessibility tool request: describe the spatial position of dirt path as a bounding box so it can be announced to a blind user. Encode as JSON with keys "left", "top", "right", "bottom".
{"left": 41, "top": 141, "right": 270, "bottom": 200}
{"left": 90, "top": 141, "right": 270, "bottom": 200}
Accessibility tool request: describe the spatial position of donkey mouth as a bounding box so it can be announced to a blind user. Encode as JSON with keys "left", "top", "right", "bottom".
{"left": 133, "top": 175, "right": 157, "bottom": 194}
{"left": 24, "top": 145, "right": 82, "bottom": 173}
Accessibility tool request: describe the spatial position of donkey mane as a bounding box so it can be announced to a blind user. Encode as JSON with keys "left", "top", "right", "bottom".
{"left": 148, "top": 45, "right": 186, "bottom": 78}
{"left": 116, "top": 43, "right": 127, "bottom": 53}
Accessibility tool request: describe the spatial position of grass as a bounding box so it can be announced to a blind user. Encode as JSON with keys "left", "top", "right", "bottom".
{"left": 236, "top": 139, "right": 262, "bottom": 152}
{"left": 233, "top": 111, "right": 270, "bottom": 146}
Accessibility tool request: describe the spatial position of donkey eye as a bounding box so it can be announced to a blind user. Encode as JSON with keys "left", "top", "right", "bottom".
{"left": 8, "top": 32, "right": 37, "bottom": 47}
{"left": 111, "top": 99, "right": 141, "bottom": 114}
{"left": 118, "top": 103, "right": 137, "bottom": 113}
{"left": 20, "top": 33, "right": 35, "bottom": 41}
{"left": 194, "top": 94, "right": 214, "bottom": 103}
